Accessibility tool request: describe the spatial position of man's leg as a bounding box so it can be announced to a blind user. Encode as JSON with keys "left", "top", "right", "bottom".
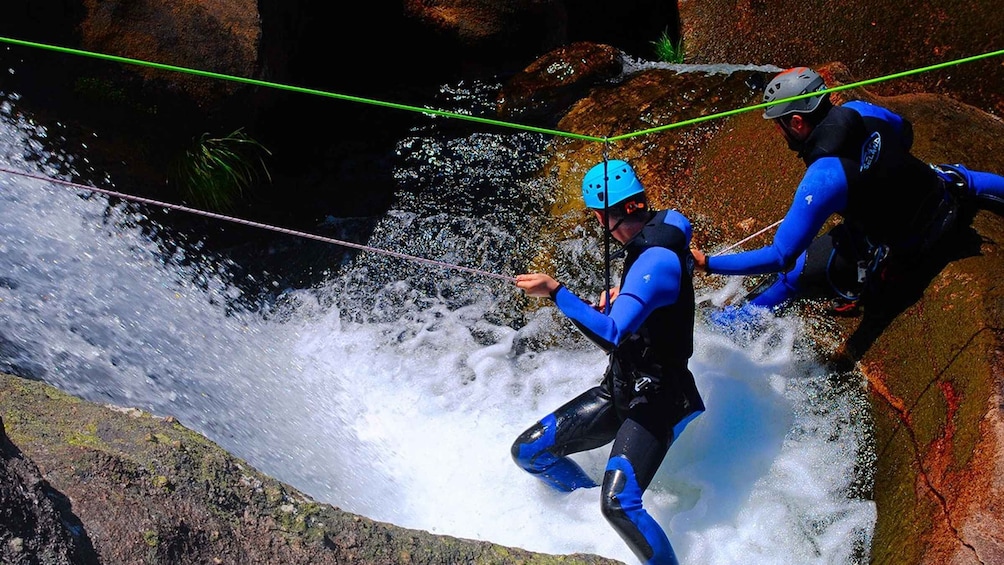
{"left": 600, "top": 410, "right": 700, "bottom": 565}
{"left": 511, "top": 386, "right": 618, "bottom": 492}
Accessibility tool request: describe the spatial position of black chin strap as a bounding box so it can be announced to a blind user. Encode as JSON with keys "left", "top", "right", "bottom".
{"left": 603, "top": 209, "right": 653, "bottom": 258}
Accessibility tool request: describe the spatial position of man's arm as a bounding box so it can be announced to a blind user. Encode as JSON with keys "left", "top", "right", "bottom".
{"left": 702, "top": 159, "right": 848, "bottom": 275}
{"left": 516, "top": 247, "right": 681, "bottom": 352}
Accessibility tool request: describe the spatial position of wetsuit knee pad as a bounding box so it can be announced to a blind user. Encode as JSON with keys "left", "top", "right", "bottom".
{"left": 511, "top": 417, "right": 552, "bottom": 472}
{"left": 511, "top": 414, "right": 597, "bottom": 492}
{"left": 600, "top": 457, "right": 678, "bottom": 565}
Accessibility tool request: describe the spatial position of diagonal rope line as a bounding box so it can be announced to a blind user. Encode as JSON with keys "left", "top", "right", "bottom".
{"left": 0, "top": 166, "right": 517, "bottom": 283}
{"left": 716, "top": 219, "right": 783, "bottom": 254}
{"left": 0, "top": 36, "right": 604, "bottom": 143}
{"left": 606, "top": 49, "right": 1004, "bottom": 141}
{"left": 0, "top": 36, "right": 1001, "bottom": 144}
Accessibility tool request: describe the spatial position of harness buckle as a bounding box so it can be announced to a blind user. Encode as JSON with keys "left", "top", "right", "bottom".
{"left": 931, "top": 164, "right": 969, "bottom": 200}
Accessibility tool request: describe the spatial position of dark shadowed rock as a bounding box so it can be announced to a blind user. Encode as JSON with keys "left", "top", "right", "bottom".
{"left": 1, "top": 415, "right": 98, "bottom": 565}
{"left": 497, "top": 42, "right": 624, "bottom": 126}
{"left": 78, "top": 0, "right": 261, "bottom": 110}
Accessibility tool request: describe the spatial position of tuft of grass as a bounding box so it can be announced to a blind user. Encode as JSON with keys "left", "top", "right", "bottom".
{"left": 172, "top": 128, "right": 271, "bottom": 212}
{"left": 651, "top": 29, "right": 685, "bottom": 64}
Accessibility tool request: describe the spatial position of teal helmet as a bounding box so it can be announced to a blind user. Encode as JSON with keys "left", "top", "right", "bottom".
{"left": 581, "top": 160, "right": 643, "bottom": 209}
{"left": 762, "top": 67, "right": 829, "bottom": 119}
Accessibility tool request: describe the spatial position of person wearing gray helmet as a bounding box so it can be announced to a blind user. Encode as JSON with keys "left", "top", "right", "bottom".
{"left": 692, "top": 66, "right": 1004, "bottom": 326}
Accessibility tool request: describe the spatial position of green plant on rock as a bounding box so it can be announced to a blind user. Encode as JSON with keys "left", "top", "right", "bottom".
{"left": 172, "top": 128, "right": 272, "bottom": 212}
{"left": 651, "top": 29, "right": 685, "bottom": 63}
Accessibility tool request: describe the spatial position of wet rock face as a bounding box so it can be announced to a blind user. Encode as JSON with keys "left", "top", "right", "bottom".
{"left": 497, "top": 42, "right": 625, "bottom": 126}
{"left": 679, "top": 0, "right": 1004, "bottom": 117}
{"left": 0, "top": 376, "right": 623, "bottom": 565}
{"left": 403, "top": 0, "right": 681, "bottom": 65}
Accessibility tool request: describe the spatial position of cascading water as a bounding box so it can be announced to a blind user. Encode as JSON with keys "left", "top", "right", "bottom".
{"left": 0, "top": 69, "right": 876, "bottom": 564}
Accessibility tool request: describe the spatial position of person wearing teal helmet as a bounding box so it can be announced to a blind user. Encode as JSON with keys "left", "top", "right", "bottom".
{"left": 581, "top": 159, "right": 646, "bottom": 210}
{"left": 512, "top": 159, "right": 703, "bottom": 565}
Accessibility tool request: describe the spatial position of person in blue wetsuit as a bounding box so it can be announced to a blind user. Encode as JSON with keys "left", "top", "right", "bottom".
{"left": 512, "top": 159, "right": 704, "bottom": 565}
{"left": 691, "top": 66, "right": 1004, "bottom": 321}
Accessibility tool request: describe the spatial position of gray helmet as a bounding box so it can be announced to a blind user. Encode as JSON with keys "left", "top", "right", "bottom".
{"left": 762, "top": 67, "right": 829, "bottom": 119}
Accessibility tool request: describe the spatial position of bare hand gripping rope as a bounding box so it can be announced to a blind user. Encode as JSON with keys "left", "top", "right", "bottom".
{"left": 0, "top": 166, "right": 517, "bottom": 283}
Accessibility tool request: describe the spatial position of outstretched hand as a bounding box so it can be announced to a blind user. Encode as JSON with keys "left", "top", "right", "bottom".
{"left": 690, "top": 247, "right": 709, "bottom": 273}
{"left": 515, "top": 273, "right": 560, "bottom": 298}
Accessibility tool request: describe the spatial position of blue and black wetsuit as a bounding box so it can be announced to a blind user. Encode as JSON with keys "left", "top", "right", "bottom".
{"left": 511, "top": 209, "right": 704, "bottom": 565}
{"left": 706, "top": 100, "right": 1004, "bottom": 309}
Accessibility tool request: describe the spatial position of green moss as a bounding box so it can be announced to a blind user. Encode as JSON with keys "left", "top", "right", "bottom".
{"left": 264, "top": 484, "right": 284, "bottom": 505}
{"left": 145, "top": 432, "right": 173, "bottom": 445}
{"left": 66, "top": 422, "right": 107, "bottom": 450}
{"left": 152, "top": 475, "right": 173, "bottom": 492}
{"left": 143, "top": 529, "right": 159, "bottom": 547}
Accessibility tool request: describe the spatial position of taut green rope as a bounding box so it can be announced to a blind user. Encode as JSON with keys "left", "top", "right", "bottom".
{"left": 0, "top": 36, "right": 1001, "bottom": 144}
{"left": 607, "top": 49, "right": 1004, "bottom": 142}
{"left": 0, "top": 36, "right": 605, "bottom": 143}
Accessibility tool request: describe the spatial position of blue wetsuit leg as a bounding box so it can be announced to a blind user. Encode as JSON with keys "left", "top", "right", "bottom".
{"left": 748, "top": 226, "right": 865, "bottom": 310}
{"left": 600, "top": 410, "right": 701, "bottom": 565}
{"left": 511, "top": 386, "right": 619, "bottom": 492}
{"left": 969, "top": 169, "right": 1004, "bottom": 206}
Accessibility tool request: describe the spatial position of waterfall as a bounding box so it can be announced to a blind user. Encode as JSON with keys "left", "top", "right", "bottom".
{"left": 0, "top": 73, "right": 875, "bottom": 564}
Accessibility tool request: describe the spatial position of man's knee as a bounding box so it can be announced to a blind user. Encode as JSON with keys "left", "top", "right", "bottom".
{"left": 511, "top": 417, "right": 552, "bottom": 472}
{"left": 600, "top": 465, "right": 666, "bottom": 562}
{"left": 600, "top": 467, "right": 642, "bottom": 522}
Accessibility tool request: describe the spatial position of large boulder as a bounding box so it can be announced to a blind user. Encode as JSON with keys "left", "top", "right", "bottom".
{"left": 77, "top": 0, "right": 261, "bottom": 110}
{"left": 497, "top": 42, "right": 625, "bottom": 126}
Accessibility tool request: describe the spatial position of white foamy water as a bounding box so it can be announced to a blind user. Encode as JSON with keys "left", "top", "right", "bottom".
{"left": 0, "top": 80, "right": 875, "bottom": 564}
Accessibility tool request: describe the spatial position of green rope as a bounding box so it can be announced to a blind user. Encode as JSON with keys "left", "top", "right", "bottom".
{"left": 0, "top": 36, "right": 605, "bottom": 143}
{"left": 0, "top": 35, "right": 1001, "bottom": 144}
{"left": 608, "top": 49, "right": 1004, "bottom": 142}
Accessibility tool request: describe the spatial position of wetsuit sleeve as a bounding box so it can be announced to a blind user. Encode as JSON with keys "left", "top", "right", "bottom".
{"left": 706, "top": 158, "right": 848, "bottom": 275}
{"left": 553, "top": 247, "right": 681, "bottom": 352}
